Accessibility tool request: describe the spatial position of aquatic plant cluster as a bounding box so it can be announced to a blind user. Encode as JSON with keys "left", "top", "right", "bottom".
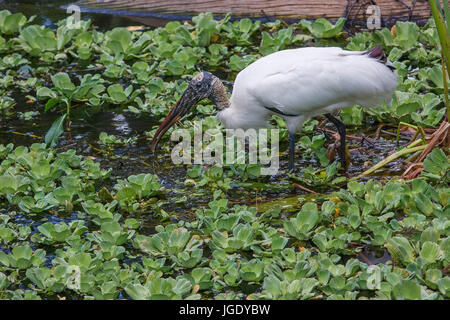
{"left": 0, "top": 10, "right": 449, "bottom": 300}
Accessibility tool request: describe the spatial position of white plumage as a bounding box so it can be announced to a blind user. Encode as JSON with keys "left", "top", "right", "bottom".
{"left": 218, "top": 47, "right": 397, "bottom": 134}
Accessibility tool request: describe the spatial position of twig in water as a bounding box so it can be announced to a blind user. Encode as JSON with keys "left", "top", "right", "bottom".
{"left": 358, "top": 252, "right": 373, "bottom": 265}
{"left": 292, "top": 183, "right": 318, "bottom": 194}
{"left": 375, "top": 124, "right": 386, "bottom": 139}
{"left": 11, "top": 131, "right": 42, "bottom": 140}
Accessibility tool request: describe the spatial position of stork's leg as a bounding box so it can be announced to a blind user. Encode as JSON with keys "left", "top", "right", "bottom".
{"left": 288, "top": 132, "right": 296, "bottom": 171}
{"left": 324, "top": 113, "right": 348, "bottom": 169}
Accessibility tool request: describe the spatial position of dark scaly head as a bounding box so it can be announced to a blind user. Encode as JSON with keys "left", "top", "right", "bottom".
{"left": 150, "top": 71, "right": 228, "bottom": 152}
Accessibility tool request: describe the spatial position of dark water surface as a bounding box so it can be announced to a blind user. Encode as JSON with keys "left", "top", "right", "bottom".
{"left": 0, "top": 0, "right": 144, "bottom": 30}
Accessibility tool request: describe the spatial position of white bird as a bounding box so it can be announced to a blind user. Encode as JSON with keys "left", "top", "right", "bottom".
{"left": 151, "top": 45, "right": 398, "bottom": 170}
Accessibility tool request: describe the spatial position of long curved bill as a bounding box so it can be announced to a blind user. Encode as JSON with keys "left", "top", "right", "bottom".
{"left": 150, "top": 88, "right": 198, "bottom": 152}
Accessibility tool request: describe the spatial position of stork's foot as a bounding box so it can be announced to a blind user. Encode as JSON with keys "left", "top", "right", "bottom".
{"left": 288, "top": 163, "right": 294, "bottom": 172}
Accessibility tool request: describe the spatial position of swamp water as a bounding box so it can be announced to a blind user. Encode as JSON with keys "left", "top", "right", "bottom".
{"left": 3, "top": 2, "right": 445, "bottom": 301}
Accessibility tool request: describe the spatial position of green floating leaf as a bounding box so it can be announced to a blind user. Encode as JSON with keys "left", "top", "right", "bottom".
{"left": 422, "top": 148, "right": 450, "bottom": 179}
{"left": 301, "top": 18, "right": 346, "bottom": 38}
{"left": 420, "top": 241, "right": 442, "bottom": 264}
{"left": 2, "top": 12, "right": 27, "bottom": 35}
{"left": 386, "top": 236, "right": 416, "bottom": 265}
{"left": 393, "top": 280, "right": 422, "bottom": 300}
{"left": 51, "top": 72, "right": 76, "bottom": 94}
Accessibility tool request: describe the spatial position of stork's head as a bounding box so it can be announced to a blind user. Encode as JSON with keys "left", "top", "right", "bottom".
{"left": 151, "top": 71, "right": 218, "bottom": 151}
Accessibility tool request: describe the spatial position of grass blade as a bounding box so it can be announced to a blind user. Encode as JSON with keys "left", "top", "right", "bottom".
{"left": 45, "top": 114, "right": 67, "bottom": 148}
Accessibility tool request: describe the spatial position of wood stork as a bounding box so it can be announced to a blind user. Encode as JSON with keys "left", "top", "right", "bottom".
{"left": 151, "top": 45, "right": 397, "bottom": 170}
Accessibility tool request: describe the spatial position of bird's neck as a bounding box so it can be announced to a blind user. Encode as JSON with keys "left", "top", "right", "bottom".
{"left": 210, "top": 77, "right": 230, "bottom": 110}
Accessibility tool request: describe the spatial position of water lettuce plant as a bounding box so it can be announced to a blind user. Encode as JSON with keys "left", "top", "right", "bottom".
{"left": 0, "top": 11, "right": 449, "bottom": 301}
{"left": 300, "top": 18, "right": 346, "bottom": 38}
{"left": 0, "top": 143, "right": 447, "bottom": 300}
{"left": 0, "top": 10, "right": 30, "bottom": 35}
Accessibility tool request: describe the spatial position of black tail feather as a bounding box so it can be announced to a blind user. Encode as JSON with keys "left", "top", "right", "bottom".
{"left": 365, "top": 45, "right": 395, "bottom": 72}
{"left": 366, "top": 45, "right": 386, "bottom": 62}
